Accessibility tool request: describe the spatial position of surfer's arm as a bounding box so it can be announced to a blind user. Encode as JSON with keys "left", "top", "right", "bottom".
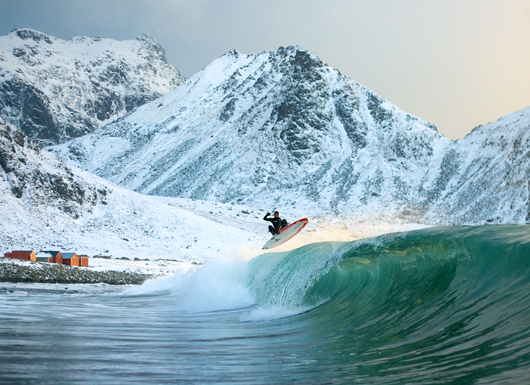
{"left": 263, "top": 213, "right": 273, "bottom": 222}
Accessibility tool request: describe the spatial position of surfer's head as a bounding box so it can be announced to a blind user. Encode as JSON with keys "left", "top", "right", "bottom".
{"left": 274, "top": 211, "right": 279, "bottom": 218}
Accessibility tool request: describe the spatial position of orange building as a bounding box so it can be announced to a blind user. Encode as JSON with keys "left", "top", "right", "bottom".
{"left": 79, "top": 255, "right": 89, "bottom": 267}
{"left": 4, "top": 251, "right": 37, "bottom": 261}
{"left": 62, "top": 252, "right": 79, "bottom": 266}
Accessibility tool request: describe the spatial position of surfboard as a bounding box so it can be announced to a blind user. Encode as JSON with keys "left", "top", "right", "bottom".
{"left": 262, "top": 218, "right": 308, "bottom": 250}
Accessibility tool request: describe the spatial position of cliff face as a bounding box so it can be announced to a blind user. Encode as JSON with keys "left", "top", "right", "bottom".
{"left": 422, "top": 106, "right": 530, "bottom": 224}
{"left": 0, "top": 115, "right": 107, "bottom": 219}
{"left": 0, "top": 28, "right": 184, "bottom": 146}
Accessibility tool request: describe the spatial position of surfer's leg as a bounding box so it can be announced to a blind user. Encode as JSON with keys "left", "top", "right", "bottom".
{"left": 268, "top": 225, "right": 275, "bottom": 235}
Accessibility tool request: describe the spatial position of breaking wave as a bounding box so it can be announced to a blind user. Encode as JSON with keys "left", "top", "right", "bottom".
{"left": 127, "top": 224, "right": 530, "bottom": 382}
{"left": 244, "top": 224, "right": 530, "bottom": 382}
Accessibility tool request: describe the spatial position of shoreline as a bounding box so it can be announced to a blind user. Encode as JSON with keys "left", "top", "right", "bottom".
{"left": 0, "top": 261, "right": 155, "bottom": 285}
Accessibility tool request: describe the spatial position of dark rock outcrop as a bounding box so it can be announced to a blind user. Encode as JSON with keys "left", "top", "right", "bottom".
{"left": 0, "top": 116, "right": 107, "bottom": 218}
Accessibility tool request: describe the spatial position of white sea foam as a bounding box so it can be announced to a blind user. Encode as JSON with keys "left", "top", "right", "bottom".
{"left": 171, "top": 258, "right": 255, "bottom": 312}
{"left": 122, "top": 268, "right": 192, "bottom": 296}
{"left": 124, "top": 257, "right": 255, "bottom": 313}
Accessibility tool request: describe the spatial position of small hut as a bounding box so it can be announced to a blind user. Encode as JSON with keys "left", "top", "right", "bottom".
{"left": 4, "top": 251, "right": 37, "bottom": 261}
{"left": 62, "top": 252, "right": 79, "bottom": 266}
{"left": 40, "top": 251, "right": 63, "bottom": 264}
{"left": 79, "top": 255, "right": 89, "bottom": 267}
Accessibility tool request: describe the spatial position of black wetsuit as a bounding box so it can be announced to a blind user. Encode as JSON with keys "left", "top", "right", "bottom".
{"left": 263, "top": 213, "right": 287, "bottom": 235}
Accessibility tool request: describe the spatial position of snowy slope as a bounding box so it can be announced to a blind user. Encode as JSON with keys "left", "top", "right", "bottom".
{"left": 0, "top": 28, "right": 184, "bottom": 146}
{"left": 52, "top": 46, "right": 449, "bottom": 221}
{"left": 0, "top": 116, "right": 262, "bottom": 261}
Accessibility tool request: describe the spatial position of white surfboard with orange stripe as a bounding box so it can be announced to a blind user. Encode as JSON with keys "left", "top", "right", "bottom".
{"left": 262, "top": 218, "right": 308, "bottom": 250}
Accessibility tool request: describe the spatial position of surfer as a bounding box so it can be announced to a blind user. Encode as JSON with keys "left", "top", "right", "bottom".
{"left": 263, "top": 211, "right": 288, "bottom": 236}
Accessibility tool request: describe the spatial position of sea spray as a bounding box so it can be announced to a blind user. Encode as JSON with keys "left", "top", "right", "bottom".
{"left": 124, "top": 257, "right": 254, "bottom": 312}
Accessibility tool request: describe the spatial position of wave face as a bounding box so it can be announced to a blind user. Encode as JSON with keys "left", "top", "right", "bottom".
{"left": 247, "top": 224, "right": 530, "bottom": 382}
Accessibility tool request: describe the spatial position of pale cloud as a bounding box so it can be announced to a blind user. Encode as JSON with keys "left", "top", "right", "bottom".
{"left": 0, "top": 0, "right": 529, "bottom": 139}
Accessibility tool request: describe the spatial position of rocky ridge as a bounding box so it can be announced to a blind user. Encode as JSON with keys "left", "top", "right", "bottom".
{"left": 423, "top": 106, "right": 530, "bottom": 224}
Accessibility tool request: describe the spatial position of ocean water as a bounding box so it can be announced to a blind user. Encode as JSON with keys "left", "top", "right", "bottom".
{"left": 2, "top": 224, "right": 530, "bottom": 384}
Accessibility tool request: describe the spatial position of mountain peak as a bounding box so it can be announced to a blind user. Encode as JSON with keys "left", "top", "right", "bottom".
{"left": 52, "top": 45, "right": 445, "bottom": 214}
{"left": 273, "top": 45, "right": 324, "bottom": 71}
{"left": 0, "top": 29, "right": 184, "bottom": 145}
{"left": 277, "top": 44, "right": 305, "bottom": 53}
{"left": 9, "top": 28, "right": 54, "bottom": 44}
{"left": 227, "top": 48, "right": 241, "bottom": 56}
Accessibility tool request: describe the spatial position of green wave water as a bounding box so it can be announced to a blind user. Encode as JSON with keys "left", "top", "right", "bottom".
{"left": 247, "top": 224, "right": 530, "bottom": 383}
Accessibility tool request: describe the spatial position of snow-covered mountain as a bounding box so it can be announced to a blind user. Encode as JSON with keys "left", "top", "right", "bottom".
{"left": 0, "top": 28, "right": 184, "bottom": 146}
{"left": 50, "top": 46, "right": 530, "bottom": 225}
{"left": 0, "top": 116, "right": 262, "bottom": 261}
{"left": 51, "top": 46, "right": 450, "bottom": 220}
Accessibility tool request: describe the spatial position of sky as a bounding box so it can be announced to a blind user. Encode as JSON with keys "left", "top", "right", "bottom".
{"left": 0, "top": 0, "right": 529, "bottom": 140}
